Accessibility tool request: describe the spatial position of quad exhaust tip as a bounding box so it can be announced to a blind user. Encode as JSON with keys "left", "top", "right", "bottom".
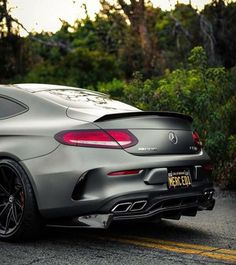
{"left": 112, "top": 202, "right": 132, "bottom": 213}
{"left": 112, "top": 200, "right": 147, "bottom": 213}
{"left": 130, "top": 200, "right": 147, "bottom": 212}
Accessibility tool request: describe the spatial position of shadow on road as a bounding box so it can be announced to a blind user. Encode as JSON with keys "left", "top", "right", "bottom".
{"left": 39, "top": 219, "right": 210, "bottom": 245}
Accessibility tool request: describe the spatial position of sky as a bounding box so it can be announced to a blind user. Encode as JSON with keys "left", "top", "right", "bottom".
{"left": 9, "top": 0, "right": 213, "bottom": 36}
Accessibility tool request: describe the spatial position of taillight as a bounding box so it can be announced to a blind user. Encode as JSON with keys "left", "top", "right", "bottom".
{"left": 106, "top": 130, "right": 138, "bottom": 148}
{"left": 55, "top": 129, "right": 138, "bottom": 149}
{"left": 192, "top": 131, "right": 202, "bottom": 148}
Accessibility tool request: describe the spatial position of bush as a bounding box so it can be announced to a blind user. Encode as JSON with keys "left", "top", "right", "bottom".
{"left": 24, "top": 48, "right": 121, "bottom": 88}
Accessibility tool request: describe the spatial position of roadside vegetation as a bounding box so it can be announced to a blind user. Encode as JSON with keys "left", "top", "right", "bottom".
{"left": 0, "top": 0, "right": 235, "bottom": 188}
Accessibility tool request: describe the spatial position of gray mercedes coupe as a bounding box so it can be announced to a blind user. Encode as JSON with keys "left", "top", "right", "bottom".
{"left": 0, "top": 83, "right": 215, "bottom": 241}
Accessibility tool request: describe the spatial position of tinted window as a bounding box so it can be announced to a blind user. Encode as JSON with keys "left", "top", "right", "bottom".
{"left": 37, "top": 89, "right": 138, "bottom": 111}
{"left": 0, "top": 97, "right": 27, "bottom": 119}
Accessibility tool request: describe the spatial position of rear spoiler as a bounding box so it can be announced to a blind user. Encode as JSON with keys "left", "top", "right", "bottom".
{"left": 95, "top": 111, "right": 193, "bottom": 123}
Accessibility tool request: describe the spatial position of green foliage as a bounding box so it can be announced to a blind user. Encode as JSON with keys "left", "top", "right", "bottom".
{"left": 98, "top": 72, "right": 159, "bottom": 110}
{"left": 98, "top": 79, "right": 126, "bottom": 99}
{"left": 24, "top": 48, "right": 121, "bottom": 88}
{"left": 123, "top": 72, "right": 158, "bottom": 110}
{"left": 188, "top": 46, "right": 208, "bottom": 70}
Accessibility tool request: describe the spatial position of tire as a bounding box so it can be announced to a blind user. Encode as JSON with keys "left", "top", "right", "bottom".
{"left": 0, "top": 159, "right": 42, "bottom": 241}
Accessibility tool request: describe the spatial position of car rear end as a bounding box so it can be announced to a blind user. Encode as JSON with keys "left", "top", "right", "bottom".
{"left": 19, "top": 86, "right": 215, "bottom": 228}
{"left": 44, "top": 111, "right": 215, "bottom": 227}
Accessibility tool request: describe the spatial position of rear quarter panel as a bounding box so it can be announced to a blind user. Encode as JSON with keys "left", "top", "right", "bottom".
{"left": 0, "top": 86, "right": 93, "bottom": 160}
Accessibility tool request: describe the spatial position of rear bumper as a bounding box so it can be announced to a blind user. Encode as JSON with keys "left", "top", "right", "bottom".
{"left": 47, "top": 192, "right": 215, "bottom": 228}
{"left": 21, "top": 145, "right": 214, "bottom": 220}
{"left": 111, "top": 190, "right": 215, "bottom": 221}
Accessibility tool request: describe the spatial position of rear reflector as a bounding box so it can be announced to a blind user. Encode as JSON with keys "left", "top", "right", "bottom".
{"left": 108, "top": 169, "right": 142, "bottom": 176}
{"left": 55, "top": 129, "right": 138, "bottom": 149}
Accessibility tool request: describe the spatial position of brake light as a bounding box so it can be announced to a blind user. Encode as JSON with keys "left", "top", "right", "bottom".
{"left": 192, "top": 131, "right": 202, "bottom": 148}
{"left": 108, "top": 169, "right": 142, "bottom": 176}
{"left": 55, "top": 129, "right": 138, "bottom": 149}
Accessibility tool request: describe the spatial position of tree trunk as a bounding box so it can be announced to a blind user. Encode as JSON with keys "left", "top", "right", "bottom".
{"left": 117, "top": 0, "right": 153, "bottom": 72}
{"left": 0, "top": 0, "right": 12, "bottom": 36}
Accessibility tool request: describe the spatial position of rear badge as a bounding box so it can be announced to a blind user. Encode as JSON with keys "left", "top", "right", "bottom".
{"left": 169, "top": 132, "right": 178, "bottom": 144}
{"left": 138, "top": 147, "right": 158, "bottom": 151}
{"left": 189, "top": 146, "right": 198, "bottom": 151}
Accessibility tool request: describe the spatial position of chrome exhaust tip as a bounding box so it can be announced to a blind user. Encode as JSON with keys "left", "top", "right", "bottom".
{"left": 130, "top": 200, "right": 147, "bottom": 212}
{"left": 112, "top": 202, "right": 132, "bottom": 213}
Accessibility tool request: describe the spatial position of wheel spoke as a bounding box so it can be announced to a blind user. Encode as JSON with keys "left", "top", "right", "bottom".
{"left": 15, "top": 199, "right": 23, "bottom": 210}
{"left": 4, "top": 207, "right": 12, "bottom": 234}
{"left": 0, "top": 202, "right": 7, "bottom": 208}
{"left": 0, "top": 183, "right": 9, "bottom": 196}
{"left": 0, "top": 203, "right": 10, "bottom": 219}
{"left": 12, "top": 205, "right": 18, "bottom": 224}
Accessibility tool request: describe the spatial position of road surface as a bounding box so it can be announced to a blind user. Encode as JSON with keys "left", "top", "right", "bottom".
{"left": 0, "top": 190, "right": 235, "bottom": 265}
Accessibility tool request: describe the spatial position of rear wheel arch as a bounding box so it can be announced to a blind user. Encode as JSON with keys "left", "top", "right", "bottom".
{"left": 0, "top": 153, "right": 21, "bottom": 162}
{"left": 0, "top": 155, "right": 39, "bottom": 208}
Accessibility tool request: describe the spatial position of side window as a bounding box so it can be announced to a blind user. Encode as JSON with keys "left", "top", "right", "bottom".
{"left": 0, "top": 97, "right": 28, "bottom": 119}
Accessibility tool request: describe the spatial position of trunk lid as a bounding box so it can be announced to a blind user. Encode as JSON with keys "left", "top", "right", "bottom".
{"left": 94, "top": 112, "right": 198, "bottom": 155}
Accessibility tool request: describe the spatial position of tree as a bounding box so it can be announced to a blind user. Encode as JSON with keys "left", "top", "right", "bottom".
{"left": 0, "top": 0, "right": 26, "bottom": 82}
{"left": 202, "top": 0, "right": 236, "bottom": 68}
{"left": 100, "top": 0, "right": 156, "bottom": 75}
{"left": 0, "top": 0, "right": 23, "bottom": 37}
{"left": 0, "top": 0, "right": 11, "bottom": 37}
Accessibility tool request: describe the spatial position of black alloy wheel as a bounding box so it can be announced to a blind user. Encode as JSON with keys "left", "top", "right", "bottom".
{"left": 0, "top": 159, "right": 42, "bottom": 241}
{"left": 0, "top": 163, "right": 24, "bottom": 235}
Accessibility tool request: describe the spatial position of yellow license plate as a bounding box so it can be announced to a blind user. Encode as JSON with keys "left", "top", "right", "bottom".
{"left": 168, "top": 170, "right": 192, "bottom": 189}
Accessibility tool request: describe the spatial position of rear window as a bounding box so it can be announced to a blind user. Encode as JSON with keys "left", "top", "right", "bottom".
{"left": 0, "top": 97, "right": 28, "bottom": 119}
{"left": 36, "top": 89, "right": 138, "bottom": 111}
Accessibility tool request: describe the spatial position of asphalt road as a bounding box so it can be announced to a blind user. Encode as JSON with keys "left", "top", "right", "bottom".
{"left": 0, "top": 190, "right": 236, "bottom": 265}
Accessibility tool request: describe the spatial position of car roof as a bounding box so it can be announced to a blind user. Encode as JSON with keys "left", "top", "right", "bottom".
{"left": 12, "top": 83, "right": 138, "bottom": 112}
{"left": 13, "top": 83, "right": 105, "bottom": 96}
